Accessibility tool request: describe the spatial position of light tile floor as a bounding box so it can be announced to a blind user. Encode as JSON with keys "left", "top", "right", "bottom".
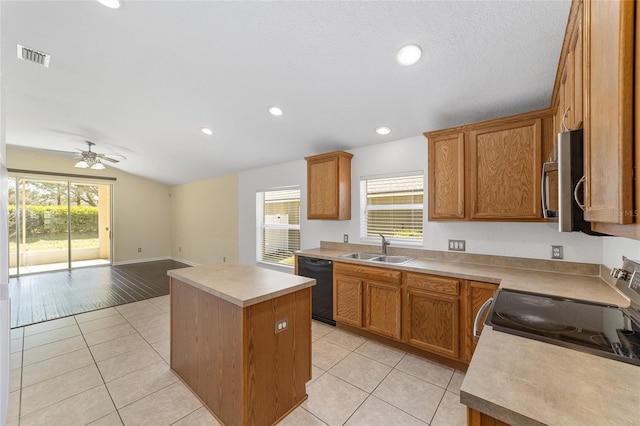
{"left": 7, "top": 296, "right": 467, "bottom": 425}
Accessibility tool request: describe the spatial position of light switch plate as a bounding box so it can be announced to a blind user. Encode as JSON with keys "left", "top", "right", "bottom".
{"left": 448, "top": 239, "right": 466, "bottom": 251}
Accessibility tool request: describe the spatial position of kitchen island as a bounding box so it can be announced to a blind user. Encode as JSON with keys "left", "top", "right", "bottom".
{"left": 167, "top": 263, "right": 315, "bottom": 426}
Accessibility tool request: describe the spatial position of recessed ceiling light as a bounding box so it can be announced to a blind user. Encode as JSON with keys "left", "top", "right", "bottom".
{"left": 396, "top": 44, "right": 422, "bottom": 66}
{"left": 268, "top": 106, "right": 283, "bottom": 116}
{"left": 201, "top": 128, "right": 213, "bottom": 135}
{"left": 376, "top": 126, "right": 391, "bottom": 135}
{"left": 97, "top": 0, "right": 122, "bottom": 9}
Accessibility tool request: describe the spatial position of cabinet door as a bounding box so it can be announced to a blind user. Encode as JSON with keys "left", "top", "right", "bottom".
{"left": 405, "top": 288, "right": 460, "bottom": 359}
{"left": 333, "top": 274, "right": 362, "bottom": 327}
{"left": 428, "top": 132, "right": 465, "bottom": 220}
{"left": 307, "top": 156, "right": 339, "bottom": 219}
{"left": 364, "top": 281, "right": 401, "bottom": 340}
{"left": 469, "top": 119, "right": 542, "bottom": 219}
{"left": 464, "top": 281, "right": 498, "bottom": 362}
{"left": 583, "top": 0, "right": 634, "bottom": 224}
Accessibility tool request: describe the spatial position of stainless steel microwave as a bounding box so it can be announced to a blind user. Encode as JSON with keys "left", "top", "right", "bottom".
{"left": 542, "top": 129, "right": 605, "bottom": 235}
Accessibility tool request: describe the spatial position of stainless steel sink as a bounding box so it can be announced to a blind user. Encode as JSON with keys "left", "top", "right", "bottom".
{"left": 340, "top": 252, "right": 415, "bottom": 265}
{"left": 340, "top": 252, "right": 381, "bottom": 260}
{"left": 370, "top": 255, "right": 415, "bottom": 265}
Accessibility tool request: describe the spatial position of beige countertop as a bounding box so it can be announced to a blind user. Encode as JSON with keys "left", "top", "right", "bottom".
{"left": 296, "top": 247, "right": 637, "bottom": 425}
{"left": 296, "top": 247, "right": 628, "bottom": 306}
{"left": 167, "top": 263, "right": 315, "bottom": 307}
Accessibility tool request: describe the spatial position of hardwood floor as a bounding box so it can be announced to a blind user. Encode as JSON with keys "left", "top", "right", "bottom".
{"left": 9, "top": 259, "right": 190, "bottom": 328}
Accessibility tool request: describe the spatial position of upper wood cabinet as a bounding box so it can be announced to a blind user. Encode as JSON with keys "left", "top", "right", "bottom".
{"left": 428, "top": 132, "right": 465, "bottom": 220}
{"left": 553, "top": 1, "right": 583, "bottom": 135}
{"left": 305, "top": 151, "right": 353, "bottom": 220}
{"left": 425, "top": 110, "right": 551, "bottom": 221}
{"left": 583, "top": 0, "right": 635, "bottom": 226}
{"left": 470, "top": 119, "right": 542, "bottom": 219}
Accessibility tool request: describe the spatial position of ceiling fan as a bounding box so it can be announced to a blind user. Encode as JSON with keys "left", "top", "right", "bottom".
{"left": 74, "top": 141, "right": 122, "bottom": 170}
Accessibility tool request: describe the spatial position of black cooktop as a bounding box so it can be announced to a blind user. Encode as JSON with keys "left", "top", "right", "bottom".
{"left": 486, "top": 289, "right": 640, "bottom": 366}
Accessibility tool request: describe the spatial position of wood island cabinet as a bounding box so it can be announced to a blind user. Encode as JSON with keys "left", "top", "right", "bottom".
{"left": 305, "top": 150, "right": 353, "bottom": 220}
{"left": 425, "top": 110, "right": 551, "bottom": 221}
{"left": 405, "top": 273, "right": 461, "bottom": 359}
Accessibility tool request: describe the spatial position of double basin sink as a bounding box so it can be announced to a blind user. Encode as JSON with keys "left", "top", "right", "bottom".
{"left": 340, "top": 252, "right": 415, "bottom": 265}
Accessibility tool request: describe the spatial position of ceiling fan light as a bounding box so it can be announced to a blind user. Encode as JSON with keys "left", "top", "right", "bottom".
{"left": 91, "top": 161, "right": 106, "bottom": 170}
{"left": 396, "top": 44, "right": 422, "bottom": 66}
{"left": 97, "top": 0, "right": 122, "bottom": 9}
{"left": 75, "top": 160, "right": 89, "bottom": 169}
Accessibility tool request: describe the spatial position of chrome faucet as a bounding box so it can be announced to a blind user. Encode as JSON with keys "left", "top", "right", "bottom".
{"left": 379, "top": 234, "right": 390, "bottom": 255}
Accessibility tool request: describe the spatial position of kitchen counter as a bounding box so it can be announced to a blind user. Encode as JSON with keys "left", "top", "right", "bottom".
{"left": 169, "top": 263, "right": 314, "bottom": 425}
{"left": 296, "top": 247, "right": 628, "bottom": 306}
{"left": 296, "top": 247, "right": 637, "bottom": 425}
{"left": 167, "top": 262, "right": 315, "bottom": 307}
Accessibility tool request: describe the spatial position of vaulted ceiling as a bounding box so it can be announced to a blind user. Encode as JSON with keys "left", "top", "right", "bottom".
{"left": 1, "top": 1, "right": 570, "bottom": 185}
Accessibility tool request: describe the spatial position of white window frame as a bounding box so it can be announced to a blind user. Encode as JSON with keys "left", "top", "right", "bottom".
{"left": 256, "top": 186, "right": 301, "bottom": 269}
{"left": 359, "top": 171, "right": 424, "bottom": 246}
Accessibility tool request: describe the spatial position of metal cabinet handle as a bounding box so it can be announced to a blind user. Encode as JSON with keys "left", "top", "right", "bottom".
{"left": 473, "top": 297, "right": 493, "bottom": 343}
{"left": 574, "top": 175, "right": 586, "bottom": 211}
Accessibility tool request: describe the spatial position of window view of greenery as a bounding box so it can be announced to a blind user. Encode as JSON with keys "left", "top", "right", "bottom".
{"left": 259, "top": 189, "right": 300, "bottom": 267}
{"left": 362, "top": 175, "right": 424, "bottom": 242}
{"left": 8, "top": 177, "right": 102, "bottom": 270}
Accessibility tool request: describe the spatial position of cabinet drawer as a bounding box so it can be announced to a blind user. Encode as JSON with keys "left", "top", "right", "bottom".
{"left": 334, "top": 262, "right": 402, "bottom": 285}
{"left": 406, "top": 273, "right": 459, "bottom": 295}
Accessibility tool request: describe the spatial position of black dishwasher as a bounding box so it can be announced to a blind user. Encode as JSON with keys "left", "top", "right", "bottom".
{"left": 297, "top": 256, "right": 335, "bottom": 326}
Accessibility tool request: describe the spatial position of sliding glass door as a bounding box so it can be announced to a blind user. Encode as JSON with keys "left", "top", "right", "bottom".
{"left": 8, "top": 175, "right": 112, "bottom": 276}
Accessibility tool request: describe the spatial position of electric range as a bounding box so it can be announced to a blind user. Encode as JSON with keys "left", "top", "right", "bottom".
{"left": 484, "top": 257, "right": 640, "bottom": 366}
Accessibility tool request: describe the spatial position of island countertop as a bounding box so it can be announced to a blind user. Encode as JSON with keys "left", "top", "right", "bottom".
{"left": 168, "top": 263, "right": 315, "bottom": 307}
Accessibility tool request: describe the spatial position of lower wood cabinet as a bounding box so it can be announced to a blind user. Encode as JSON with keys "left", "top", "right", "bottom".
{"left": 465, "top": 281, "right": 499, "bottom": 362}
{"left": 405, "top": 287, "right": 460, "bottom": 359}
{"left": 467, "top": 407, "right": 510, "bottom": 426}
{"left": 334, "top": 274, "right": 363, "bottom": 327}
{"left": 364, "top": 280, "right": 402, "bottom": 339}
{"left": 333, "top": 261, "right": 497, "bottom": 366}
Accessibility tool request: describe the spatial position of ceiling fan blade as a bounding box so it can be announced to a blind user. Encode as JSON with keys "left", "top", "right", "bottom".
{"left": 99, "top": 156, "right": 120, "bottom": 163}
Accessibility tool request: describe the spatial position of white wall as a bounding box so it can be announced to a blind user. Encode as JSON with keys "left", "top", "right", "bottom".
{"left": 6, "top": 147, "right": 172, "bottom": 264}
{"left": 239, "top": 135, "right": 605, "bottom": 265}
{"left": 602, "top": 236, "right": 640, "bottom": 269}
{"left": 170, "top": 174, "right": 239, "bottom": 265}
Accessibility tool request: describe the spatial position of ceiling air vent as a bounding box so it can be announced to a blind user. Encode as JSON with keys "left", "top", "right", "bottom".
{"left": 17, "top": 44, "right": 50, "bottom": 67}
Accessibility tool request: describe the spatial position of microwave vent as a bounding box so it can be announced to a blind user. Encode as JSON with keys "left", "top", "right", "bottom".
{"left": 17, "top": 44, "right": 50, "bottom": 67}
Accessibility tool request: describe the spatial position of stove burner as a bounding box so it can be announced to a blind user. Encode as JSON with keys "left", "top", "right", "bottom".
{"left": 496, "top": 310, "right": 578, "bottom": 333}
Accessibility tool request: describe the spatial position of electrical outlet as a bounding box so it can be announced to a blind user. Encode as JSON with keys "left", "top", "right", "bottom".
{"left": 343, "top": 234, "right": 349, "bottom": 243}
{"left": 138, "top": 247, "right": 142, "bottom": 252}
{"left": 448, "top": 240, "right": 466, "bottom": 251}
{"left": 551, "top": 245, "right": 563, "bottom": 259}
{"left": 275, "top": 318, "right": 289, "bottom": 334}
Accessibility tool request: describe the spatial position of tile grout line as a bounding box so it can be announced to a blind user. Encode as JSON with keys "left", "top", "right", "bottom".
{"left": 74, "top": 312, "right": 126, "bottom": 425}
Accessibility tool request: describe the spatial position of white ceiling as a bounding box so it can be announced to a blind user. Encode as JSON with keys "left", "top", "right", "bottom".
{"left": 1, "top": 0, "right": 570, "bottom": 186}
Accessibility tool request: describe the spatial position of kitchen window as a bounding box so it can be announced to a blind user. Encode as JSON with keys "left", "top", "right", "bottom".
{"left": 256, "top": 187, "right": 300, "bottom": 268}
{"left": 360, "top": 173, "right": 424, "bottom": 245}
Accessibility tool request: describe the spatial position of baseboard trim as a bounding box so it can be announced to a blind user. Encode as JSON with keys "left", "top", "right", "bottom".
{"left": 170, "top": 257, "right": 200, "bottom": 267}
{"left": 113, "top": 256, "right": 172, "bottom": 266}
